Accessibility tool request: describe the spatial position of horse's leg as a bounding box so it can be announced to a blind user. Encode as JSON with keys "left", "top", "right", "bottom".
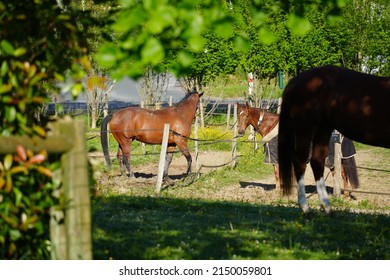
{"left": 119, "top": 140, "right": 134, "bottom": 178}
{"left": 293, "top": 161, "right": 310, "bottom": 213}
{"left": 176, "top": 140, "right": 192, "bottom": 176}
{"left": 163, "top": 145, "right": 175, "bottom": 180}
{"left": 116, "top": 148, "right": 126, "bottom": 176}
{"left": 341, "top": 161, "right": 350, "bottom": 198}
{"left": 273, "top": 164, "right": 280, "bottom": 190}
{"left": 291, "top": 127, "right": 314, "bottom": 213}
{"left": 310, "top": 128, "right": 333, "bottom": 213}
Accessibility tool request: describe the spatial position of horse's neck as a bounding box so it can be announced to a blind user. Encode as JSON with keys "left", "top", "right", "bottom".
{"left": 253, "top": 109, "right": 279, "bottom": 137}
{"left": 175, "top": 96, "right": 198, "bottom": 119}
{"left": 249, "top": 108, "right": 263, "bottom": 133}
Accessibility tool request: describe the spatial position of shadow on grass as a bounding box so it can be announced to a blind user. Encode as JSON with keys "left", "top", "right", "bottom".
{"left": 92, "top": 196, "right": 390, "bottom": 260}
{"left": 239, "top": 181, "right": 334, "bottom": 194}
{"left": 239, "top": 181, "right": 276, "bottom": 191}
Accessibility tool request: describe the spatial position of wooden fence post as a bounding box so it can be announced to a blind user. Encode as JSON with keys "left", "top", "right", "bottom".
{"left": 226, "top": 103, "right": 231, "bottom": 131}
{"left": 0, "top": 118, "right": 91, "bottom": 260}
{"left": 231, "top": 104, "right": 238, "bottom": 167}
{"left": 194, "top": 115, "right": 200, "bottom": 174}
{"left": 199, "top": 98, "right": 205, "bottom": 129}
{"left": 333, "top": 131, "right": 342, "bottom": 198}
{"left": 140, "top": 101, "right": 146, "bottom": 154}
{"left": 49, "top": 118, "right": 92, "bottom": 260}
{"left": 277, "top": 98, "right": 282, "bottom": 114}
{"left": 155, "top": 123, "right": 170, "bottom": 193}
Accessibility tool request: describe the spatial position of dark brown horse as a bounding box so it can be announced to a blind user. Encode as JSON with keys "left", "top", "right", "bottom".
{"left": 101, "top": 92, "right": 203, "bottom": 178}
{"left": 278, "top": 65, "right": 390, "bottom": 213}
{"left": 237, "top": 102, "right": 280, "bottom": 188}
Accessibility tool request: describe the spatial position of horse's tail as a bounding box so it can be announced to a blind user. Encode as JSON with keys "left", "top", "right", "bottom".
{"left": 101, "top": 114, "right": 113, "bottom": 169}
{"left": 278, "top": 101, "right": 295, "bottom": 195}
{"left": 342, "top": 157, "right": 359, "bottom": 189}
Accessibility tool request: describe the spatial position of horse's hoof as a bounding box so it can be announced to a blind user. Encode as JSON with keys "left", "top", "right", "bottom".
{"left": 321, "top": 204, "right": 332, "bottom": 214}
{"left": 127, "top": 173, "right": 135, "bottom": 178}
{"left": 162, "top": 176, "right": 169, "bottom": 182}
{"left": 300, "top": 203, "right": 311, "bottom": 214}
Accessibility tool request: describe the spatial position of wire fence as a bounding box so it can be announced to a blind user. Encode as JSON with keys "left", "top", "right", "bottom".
{"left": 85, "top": 104, "right": 389, "bottom": 196}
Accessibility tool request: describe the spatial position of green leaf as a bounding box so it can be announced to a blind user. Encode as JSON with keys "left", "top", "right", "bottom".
{"left": 187, "top": 36, "right": 205, "bottom": 52}
{"left": 33, "top": 125, "right": 47, "bottom": 137}
{"left": 143, "top": 0, "right": 160, "bottom": 11}
{"left": 14, "top": 47, "right": 27, "bottom": 57}
{"left": 4, "top": 154, "right": 13, "bottom": 171}
{"left": 54, "top": 72, "right": 65, "bottom": 82}
{"left": 1, "top": 214, "right": 18, "bottom": 228}
{"left": 13, "top": 187, "right": 23, "bottom": 206}
{"left": 287, "top": 14, "right": 312, "bottom": 36}
{"left": 71, "top": 83, "right": 83, "bottom": 98}
{"left": 252, "top": 11, "right": 268, "bottom": 26}
{"left": 234, "top": 36, "right": 250, "bottom": 53}
{"left": 112, "top": 8, "right": 147, "bottom": 33}
{"left": 1, "top": 40, "right": 14, "bottom": 55}
{"left": 141, "top": 38, "right": 164, "bottom": 65}
{"left": 1, "top": 61, "right": 9, "bottom": 76}
{"left": 213, "top": 21, "right": 234, "bottom": 38}
{"left": 336, "top": 0, "right": 349, "bottom": 8}
{"left": 177, "top": 51, "right": 194, "bottom": 67}
{"left": 5, "top": 106, "right": 16, "bottom": 122}
{"left": 119, "top": 0, "right": 137, "bottom": 8}
{"left": 258, "top": 27, "right": 278, "bottom": 45}
{"left": 9, "top": 229, "right": 22, "bottom": 241}
{"left": 0, "top": 83, "right": 12, "bottom": 94}
{"left": 95, "top": 44, "right": 120, "bottom": 68}
{"left": 145, "top": 7, "right": 176, "bottom": 35}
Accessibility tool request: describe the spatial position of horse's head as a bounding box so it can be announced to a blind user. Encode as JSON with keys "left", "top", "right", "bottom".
{"left": 194, "top": 92, "right": 204, "bottom": 109}
{"left": 237, "top": 102, "right": 251, "bottom": 136}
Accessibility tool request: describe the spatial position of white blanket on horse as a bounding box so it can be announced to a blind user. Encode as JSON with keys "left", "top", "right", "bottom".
{"left": 262, "top": 123, "right": 279, "bottom": 143}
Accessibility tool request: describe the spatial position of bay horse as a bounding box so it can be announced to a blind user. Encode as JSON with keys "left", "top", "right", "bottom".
{"left": 237, "top": 102, "right": 280, "bottom": 188}
{"left": 100, "top": 92, "right": 203, "bottom": 178}
{"left": 278, "top": 65, "right": 390, "bottom": 213}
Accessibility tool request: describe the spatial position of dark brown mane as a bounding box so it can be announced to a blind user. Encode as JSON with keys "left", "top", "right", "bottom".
{"left": 175, "top": 92, "right": 198, "bottom": 106}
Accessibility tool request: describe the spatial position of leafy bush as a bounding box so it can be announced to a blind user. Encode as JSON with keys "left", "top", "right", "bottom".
{"left": 0, "top": 1, "right": 91, "bottom": 259}
{"left": 0, "top": 146, "right": 60, "bottom": 259}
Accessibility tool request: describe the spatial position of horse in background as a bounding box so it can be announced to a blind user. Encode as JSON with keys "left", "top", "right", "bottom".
{"left": 237, "top": 102, "right": 280, "bottom": 189}
{"left": 278, "top": 65, "right": 390, "bottom": 214}
{"left": 101, "top": 92, "right": 203, "bottom": 179}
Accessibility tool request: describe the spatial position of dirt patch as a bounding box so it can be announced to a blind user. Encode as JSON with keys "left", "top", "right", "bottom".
{"left": 95, "top": 147, "right": 390, "bottom": 210}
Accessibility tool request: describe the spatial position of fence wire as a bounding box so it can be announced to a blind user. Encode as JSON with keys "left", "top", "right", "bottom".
{"left": 85, "top": 110, "right": 389, "bottom": 192}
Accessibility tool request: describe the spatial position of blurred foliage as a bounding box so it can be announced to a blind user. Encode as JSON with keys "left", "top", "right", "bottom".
{"left": 95, "top": 0, "right": 353, "bottom": 80}
{"left": 0, "top": 145, "right": 61, "bottom": 259}
{"left": 0, "top": 0, "right": 99, "bottom": 259}
{"left": 95, "top": 0, "right": 389, "bottom": 91}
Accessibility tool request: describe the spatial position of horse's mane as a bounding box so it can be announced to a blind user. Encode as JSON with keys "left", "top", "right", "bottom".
{"left": 175, "top": 92, "right": 198, "bottom": 106}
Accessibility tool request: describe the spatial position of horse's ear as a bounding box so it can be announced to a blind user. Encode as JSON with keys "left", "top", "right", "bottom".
{"left": 198, "top": 92, "right": 204, "bottom": 97}
{"left": 245, "top": 102, "right": 250, "bottom": 108}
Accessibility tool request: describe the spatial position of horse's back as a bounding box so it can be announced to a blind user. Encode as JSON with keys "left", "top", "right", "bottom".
{"left": 109, "top": 106, "right": 192, "bottom": 144}
{"left": 282, "top": 65, "right": 390, "bottom": 148}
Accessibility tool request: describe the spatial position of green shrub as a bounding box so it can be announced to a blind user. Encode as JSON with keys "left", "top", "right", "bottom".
{"left": 0, "top": 147, "right": 60, "bottom": 259}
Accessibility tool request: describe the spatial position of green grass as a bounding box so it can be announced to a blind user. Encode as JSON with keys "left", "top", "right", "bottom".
{"left": 87, "top": 116, "right": 390, "bottom": 260}
{"left": 92, "top": 195, "right": 390, "bottom": 260}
